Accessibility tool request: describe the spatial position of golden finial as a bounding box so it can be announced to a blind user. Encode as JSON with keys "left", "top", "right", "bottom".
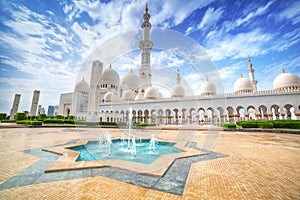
{"left": 282, "top": 68, "right": 285, "bottom": 74}
{"left": 109, "top": 64, "right": 112, "bottom": 68}
{"left": 130, "top": 67, "right": 132, "bottom": 73}
{"left": 145, "top": 3, "right": 148, "bottom": 13}
{"left": 240, "top": 74, "right": 243, "bottom": 78}
{"left": 206, "top": 77, "right": 208, "bottom": 81}
{"left": 248, "top": 57, "right": 251, "bottom": 63}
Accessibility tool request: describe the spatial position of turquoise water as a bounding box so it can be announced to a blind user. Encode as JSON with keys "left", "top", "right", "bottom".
{"left": 68, "top": 139, "right": 183, "bottom": 164}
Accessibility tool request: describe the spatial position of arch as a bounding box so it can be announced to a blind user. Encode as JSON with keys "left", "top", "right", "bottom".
{"left": 284, "top": 104, "right": 294, "bottom": 120}
{"left": 165, "top": 109, "right": 172, "bottom": 124}
{"left": 270, "top": 104, "right": 280, "bottom": 120}
{"left": 157, "top": 109, "right": 164, "bottom": 124}
{"left": 226, "top": 106, "right": 234, "bottom": 122}
{"left": 144, "top": 109, "right": 149, "bottom": 123}
{"left": 258, "top": 105, "right": 268, "bottom": 120}
{"left": 236, "top": 106, "right": 245, "bottom": 121}
{"left": 246, "top": 105, "right": 256, "bottom": 120}
{"left": 207, "top": 107, "right": 214, "bottom": 123}
{"left": 173, "top": 108, "right": 179, "bottom": 125}
{"left": 189, "top": 108, "right": 196, "bottom": 124}
{"left": 137, "top": 110, "right": 143, "bottom": 122}
{"left": 150, "top": 109, "right": 156, "bottom": 124}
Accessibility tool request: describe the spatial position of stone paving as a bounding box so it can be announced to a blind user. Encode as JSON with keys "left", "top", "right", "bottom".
{"left": 0, "top": 127, "right": 299, "bottom": 199}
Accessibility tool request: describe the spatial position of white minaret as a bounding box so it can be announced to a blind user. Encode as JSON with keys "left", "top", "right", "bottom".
{"left": 139, "top": 3, "right": 153, "bottom": 89}
{"left": 248, "top": 58, "right": 257, "bottom": 91}
{"left": 9, "top": 94, "right": 21, "bottom": 120}
{"left": 30, "top": 90, "right": 40, "bottom": 116}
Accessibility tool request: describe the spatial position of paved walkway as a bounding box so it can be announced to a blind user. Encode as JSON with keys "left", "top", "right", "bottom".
{"left": 0, "top": 127, "right": 299, "bottom": 199}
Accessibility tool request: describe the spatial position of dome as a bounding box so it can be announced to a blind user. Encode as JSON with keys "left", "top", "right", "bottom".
{"left": 104, "top": 91, "right": 113, "bottom": 102}
{"left": 156, "top": 89, "right": 163, "bottom": 99}
{"left": 75, "top": 78, "right": 89, "bottom": 92}
{"left": 171, "top": 84, "right": 185, "bottom": 97}
{"left": 100, "top": 65, "right": 120, "bottom": 84}
{"left": 135, "top": 89, "right": 145, "bottom": 101}
{"left": 200, "top": 79, "right": 216, "bottom": 96}
{"left": 121, "top": 69, "right": 139, "bottom": 90}
{"left": 145, "top": 85, "right": 156, "bottom": 99}
{"left": 273, "top": 69, "right": 300, "bottom": 91}
{"left": 122, "top": 90, "right": 136, "bottom": 101}
{"left": 234, "top": 74, "right": 253, "bottom": 94}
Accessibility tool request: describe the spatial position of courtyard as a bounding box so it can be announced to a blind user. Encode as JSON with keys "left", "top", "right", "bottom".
{"left": 0, "top": 126, "right": 299, "bottom": 199}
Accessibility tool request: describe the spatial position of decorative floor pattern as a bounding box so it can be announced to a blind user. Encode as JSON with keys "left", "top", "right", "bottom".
{"left": 0, "top": 140, "right": 225, "bottom": 195}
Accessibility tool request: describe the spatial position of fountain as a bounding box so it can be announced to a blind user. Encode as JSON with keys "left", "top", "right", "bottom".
{"left": 106, "top": 133, "right": 112, "bottom": 157}
{"left": 98, "top": 134, "right": 104, "bottom": 152}
{"left": 149, "top": 134, "right": 156, "bottom": 152}
{"left": 128, "top": 107, "right": 133, "bottom": 150}
{"left": 120, "top": 132, "right": 126, "bottom": 145}
{"left": 131, "top": 137, "right": 136, "bottom": 157}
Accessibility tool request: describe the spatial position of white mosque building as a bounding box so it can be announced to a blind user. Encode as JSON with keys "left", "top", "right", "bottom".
{"left": 57, "top": 4, "right": 300, "bottom": 123}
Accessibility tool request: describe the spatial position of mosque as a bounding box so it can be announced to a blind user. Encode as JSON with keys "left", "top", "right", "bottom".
{"left": 57, "top": 4, "right": 300, "bottom": 124}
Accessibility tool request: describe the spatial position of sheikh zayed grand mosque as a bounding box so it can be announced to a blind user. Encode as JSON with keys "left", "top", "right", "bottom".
{"left": 57, "top": 4, "right": 300, "bottom": 124}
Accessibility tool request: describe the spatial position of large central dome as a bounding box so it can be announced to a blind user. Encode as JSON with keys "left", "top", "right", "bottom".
{"left": 234, "top": 74, "right": 253, "bottom": 94}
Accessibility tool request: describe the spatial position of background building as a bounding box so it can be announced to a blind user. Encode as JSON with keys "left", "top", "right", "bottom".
{"left": 30, "top": 90, "right": 40, "bottom": 116}
{"left": 9, "top": 94, "right": 21, "bottom": 120}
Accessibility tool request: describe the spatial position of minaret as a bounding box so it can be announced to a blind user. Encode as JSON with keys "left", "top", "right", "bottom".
{"left": 9, "top": 94, "right": 21, "bottom": 120}
{"left": 30, "top": 90, "right": 40, "bottom": 116}
{"left": 139, "top": 3, "right": 153, "bottom": 89}
{"left": 176, "top": 69, "right": 181, "bottom": 84}
{"left": 248, "top": 58, "right": 257, "bottom": 91}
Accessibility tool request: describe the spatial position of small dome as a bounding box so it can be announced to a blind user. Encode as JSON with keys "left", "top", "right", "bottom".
{"left": 145, "top": 85, "right": 156, "bottom": 99}
{"left": 104, "top": 91, "right": 113, "bottom": 102}
{"left": 171, "top": 85, "right": 185, "bottom": 97}
{"left": 121, "top": 69, "right": 139, "bottom": 90}
{"left": 122, "top": 90, "right": 136, "bottom": 101}
{"left": 100, "top": 65, "right": 120, "bottom": 84}
{"left": 156, "top": 89, "right": 163, "bottom": 99}
{"left": 273, "top": 69, "right": 300, "bottom": 91}
{"left": 75, "top": 78, "right": 89, "bottom": 92}
{"left": 200, "top": 79, "right": 216, "bottom": 96}
{"left": 234, "top": 74, "right": 253, "bottom": 94}
{"left": 135, "top": 90, "right": 145, "bottom": 101}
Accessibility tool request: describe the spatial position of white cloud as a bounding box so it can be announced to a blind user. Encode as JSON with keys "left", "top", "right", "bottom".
{"left": 279, "top": 1, "right": 300, "bottom": 25}
{"left": 198, "top": 7, "right": 224, "bottom": 30}
{"left": 206, "top": 29, "right": 273, "bottom": 61}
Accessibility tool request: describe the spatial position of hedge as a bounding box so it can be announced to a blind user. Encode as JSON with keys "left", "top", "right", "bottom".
{"left": 223, "top": 123, "right": 236, "bottom": 128}
{"left": 0, "top": 113, "right": 7, "bottom": 120}
{"left": 99, "top": 122, "right": 117, "bottom": 126}
{"left": 238, "top": 120, "right": 300, "bottom": 129}
{"left": 30, "top": 121, "right": 42, "bottom": 125}
{"left": 64, "top": 119, "right": 75, "bottom": 124}
{"left": 15, "top": 113, "right": 26, "bottom": 120}
{"left": 135, "top": 122, "right": 156, "bottom": 127}
{"left": 16, "top": 120, "right": 31, "bottom": 124}
{"left": 0, "top": 120, "right": 16, "bottom": 123}
{"left": 43, "top": 119, "right": 64, "bottom": 124}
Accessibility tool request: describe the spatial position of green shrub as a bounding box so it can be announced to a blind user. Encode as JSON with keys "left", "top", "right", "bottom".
{"left": 64, "top": 119, "right": 75, "bottom": 124}
{"left": 16, "top": 120, "right": 31, "bottom": 124}
{"left": 99, "top": 122, "right": 117, "bottom": 126}
{"left": 30, "top": 121, "right": 42, "bottom": 126}
{"left": 258, "top": 122, "right": 274, "bottom": 129}
{"left": 38, "top": 114, "right": 47, "bottom": 120}
{"left": 136, "top": 122, "right": 156, "bottom": 127}
{"left": 67, "top": 115, "right": 74, "bottom": 120}
{"left": 222, "top": 123, "right": 236, "bottom": 128}
{"left": 75, "top": 121, "right": 99, "bottom": 126}
{"left": 0, "top": 113, "right": 7, "bottom": 120}
{"left": 15, "top": 112, "right": 26, "bottom": 120}
{"left": 272, "top": 120, "right": 300, "bottom": 129}
{"left": 239, "top": 121, "right": 258, "bottom": 128}
{"left": 1, "top": 120, "right": 15, "bottom": 123}
{"left": 6, "top": 116, "right": 10, "bottom": 120}
{"left": 43, "top": 119, "right": 64, "bottom": 124}
{"left": 55, "top": 115, "right": 64, "bottom": 119}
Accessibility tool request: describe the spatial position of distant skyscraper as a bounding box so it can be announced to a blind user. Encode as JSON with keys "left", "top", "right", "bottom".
{"left": 30, "top": 90, "right": 40, "bottom": 116}
{"left": 9, "top": 94, "right": 21, "bottom": 120}
{"left": 47, "top": 105, "right": 55, "bottom": 116}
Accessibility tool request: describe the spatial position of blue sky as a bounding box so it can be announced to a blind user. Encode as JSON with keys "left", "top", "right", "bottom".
{"left": 0, "top": 0, "right": 299, "bottom": 114}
